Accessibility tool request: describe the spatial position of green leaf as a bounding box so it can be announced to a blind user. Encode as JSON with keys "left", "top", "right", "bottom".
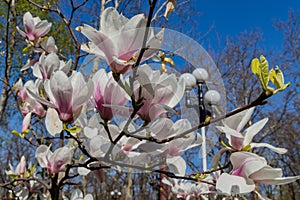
{"left": 259, "top": 55, "right": 270, "bottom": 91}
{"left": 11, "top": 130, "right": 22, "bottom": 138}
{"left": 270, "top": 66, "right": 290, "bottom": 94}
{"left": 251, "top": 55, "right": 275, "bottom": 93}
{"left": 65, "top": 125, "right": 82, "bottom": 133}
{"left": 242, "top": 144, "right": 251, "bottom": 152}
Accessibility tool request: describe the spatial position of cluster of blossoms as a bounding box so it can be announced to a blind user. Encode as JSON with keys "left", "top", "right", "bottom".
{"left": 5, "top": 5, "right": 299, "bottom": 200}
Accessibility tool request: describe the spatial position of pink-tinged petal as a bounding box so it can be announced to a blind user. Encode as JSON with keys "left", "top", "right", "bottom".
{"left": 216, "top": 173, "right": 255, "bottom": 195}
{"left": 243, "top": 118, "right": 268, "bottom": 146}
{"left": 45, "top": 108, "right": 63, "bottom": 136}
{"left": 23, "top": 12, "right": 34, "bottom": 35}
{"left": 35, "top": 145, "right": 52, "bottom": 168}
{"left": 16, "top": 26, "right": 27, "bottom": 38}
{"left": 49, "top": 71, "right": 73, "bottom": 121}
{"left": 50, "top": 146, "right": 72, "bottom": 173}
{"left": 22, "top": 112, "right": 31, "bottom": 132}
{"left": 217, "top": 125, "right": 244, "bottom": 147}
{"left": 19, "top": 156, "right": 26, "bottom": 174}
{"left": 250, "top": 142, "right": 287, "bottom": 154}
{"left": 167, "top": 156, "right": 186, "bottom": 176}
{"left": 231, "top": 152, "right": 267, "bottom": 178}
{"left": 230, "top": 135, "right": 244, "bottom": 150}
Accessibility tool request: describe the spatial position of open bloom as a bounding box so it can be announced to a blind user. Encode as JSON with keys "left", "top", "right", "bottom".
{"left": 27, "top": 71, "right": 93, "bottom": 135}
{"left": 213, "top": 107, "right": 287, "bottom": 167}
{"left": 134, "top": 65, "right": 185, "bottom": 122}
{"left": 17, "top": 79, "right": 46, "bottom": 132}
{"left": 78, "top": 7, "right": 163, "bottom": 73}
{"left": 92, "top": 69, "right": 130, "bottom": 120}
{"left": 216, "top": 152, "right": 300, "bottom": 195}
{"left": 163, "top": 176, "right": 213, "bottom": 200}
{"left": 17, "top": 12, "right": 52, "bottom": 41}
{"left": 35, "top": 144, "right": 73, "bottom": 174}
{"left": 28, "top": 71, "right": 93, "bottom": 122}
{"left": 32, "top": 52, "right": 71, "bottom": 81}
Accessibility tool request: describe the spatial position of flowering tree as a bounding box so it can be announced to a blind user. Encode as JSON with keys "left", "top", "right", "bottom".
{"left": 0, "top": 0, "right": 299, "bottom": 199}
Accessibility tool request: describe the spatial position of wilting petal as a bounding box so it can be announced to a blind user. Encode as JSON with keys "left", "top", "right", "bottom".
{"left": 216, "top": 173, "right": 255, "bottom": 195}
{"left": 45, "top": 108, "right": 63, "bottom": 136}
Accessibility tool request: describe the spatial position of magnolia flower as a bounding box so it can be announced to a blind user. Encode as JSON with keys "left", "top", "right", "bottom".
{"left": 134, "top": 65, "right": 185, "bottom": 122}
{"left": 35, "top": 144, "right": 73, "bottom": 174}
{"left": 14, "top": 180, "right": 45, "bottom": 200}
{"left": 78, "top": 7, "right": 164, "bottom": 74}
{"left": 5, "top": 156, "right": 26, "bottom": 177}
{"left": 163, "top": 177, "right": 213, "bottom": 200}
{"left": 216, "top": 152, "right": 300, "bottom": 195}
{"left": 18, "top": 80, "right": 45, "bottom": 117}
{"left": 213, "top": 107, "right": 287, "bottom": 167}
{"left": 85, "top": 120, "right": 145, "bottom": 159}
{"left": 40, "top": 36, "right": 58, "bottom": 53}
{"left": 92, "top": 69, "right": 130, "bottom": 120}
{"left": 27, "top": 71, "right": 93, "bottom": 135}
{"left": 138, "top": 118, "right": 201, "bottom": 175}
{"left": 17, "top": 12, "right": 52, "bottom": 41}
{"left": 32, "top": 52, "right": 71, "bottom": 81}
{"left": 17, "top": 80, "right": 46, "bottom": 132}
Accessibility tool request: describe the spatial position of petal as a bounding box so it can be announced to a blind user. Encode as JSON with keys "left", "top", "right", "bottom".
{"left": 243, "top": 118, "right": 268, "bottom": 145}
{"left": 216, "top": 173, "right": 255, "bottom": 195}
{"left": 35, "top": 145, "right": 52, "bottom": 168}
{"left": 167, "top": 156, "right": 186, "bottom": 176}
{"left": 224, "top": 107, "right": 255, "bottom": 131}
{"left": 34, "top": 20, "right": 52, "bottom": 37}
{"left": 50, "top": 71, "right": 73, "bottom": 119}
{"left": 51, "top": 146, "right": 73, "bottom": 173}
{"left": 100, "top": 7, "right": 128, "bottom": 34}
{"left": 250, "top": 142, "right": 287, "bottom": 154}
{"left": 230, "top": 152, "right": 267, "bottom": 178}
{"left": 78, "top": 167, "right": 91, "bottom": 176}
{"left": 22, "top": 112, "right": 32, "bottom": 132}
{"left": 45, "top": 108, "right": 63, "bottom": 136}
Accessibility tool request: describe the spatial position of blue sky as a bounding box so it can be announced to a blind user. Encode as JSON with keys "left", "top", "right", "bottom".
{"left": 195, "top": 0, "right": 299, "bottom": 50}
